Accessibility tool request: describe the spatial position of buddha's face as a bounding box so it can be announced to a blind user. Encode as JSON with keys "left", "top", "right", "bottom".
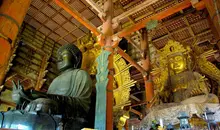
{"left": 168, "top": 55, "right": 186, "bottom": 74}
{"left": 57, "top": 50, "right": 74, "bottom": 72}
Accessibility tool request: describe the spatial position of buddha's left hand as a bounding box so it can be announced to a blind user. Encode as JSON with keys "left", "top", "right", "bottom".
{"left": 12, "top": 80, "right": 31, "bottom": 104}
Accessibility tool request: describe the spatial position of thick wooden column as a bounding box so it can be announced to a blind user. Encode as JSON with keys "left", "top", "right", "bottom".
{"left": 140, "top": 29, "right": 154, "bottom": 108}
{"left": 203, "top": 0, "right": 220, "bottom": 48}
{"left": 103, "top": 0, "right": 114, "bottom": 129}
{"left": 0, "top": 0, "right": 31, "bottom": 85}
{"left": 95, "top": 0, "right": 114, "bottom": 129}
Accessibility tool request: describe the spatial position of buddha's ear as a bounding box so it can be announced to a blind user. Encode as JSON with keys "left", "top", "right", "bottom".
{"left": 75, "top": 55, "right": 82, "bottom": 69}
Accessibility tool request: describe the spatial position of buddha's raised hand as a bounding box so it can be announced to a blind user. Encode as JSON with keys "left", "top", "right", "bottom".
{"left": 12, "top": 80, "right": 30, "bottom": 104}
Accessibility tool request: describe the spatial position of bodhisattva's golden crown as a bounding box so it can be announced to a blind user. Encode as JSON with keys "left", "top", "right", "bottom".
{"left": 159, "top": 40, "right": 191, "bottom": 57}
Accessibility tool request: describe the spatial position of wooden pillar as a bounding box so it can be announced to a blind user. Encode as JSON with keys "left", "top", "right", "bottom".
{"left": 125, "top": 121, "right": 129, "bottom": 130}
{"left": 140, "top": 29, "right": 154, "bottom": 108}
{"left": 140, "top": 29, "right": 150, "bottom": 70}
{"left": 0, "top": 0, "right": 31, "bottom": 85}
{"left": 94, "top": 0, "right": 114, "bottom": 129}
{"left": 103, "top": 0, "right": 114, "bottom": 129}
{"left": 203, "top": 0, "right": 220, "bottom": 48}
{"left": 144, "top": 76, "right": 153, "bottom": 108}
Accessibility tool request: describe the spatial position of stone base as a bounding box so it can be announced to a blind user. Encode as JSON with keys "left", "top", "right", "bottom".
{"left": 140, "top": 103, "right": 220, "bottom": 129}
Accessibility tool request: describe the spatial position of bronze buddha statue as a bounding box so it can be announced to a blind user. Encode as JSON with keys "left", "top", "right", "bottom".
{"left": 11, "top": 43, "right": 93, "bottom": 129}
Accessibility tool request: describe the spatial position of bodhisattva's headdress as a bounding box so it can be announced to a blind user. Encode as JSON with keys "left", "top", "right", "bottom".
{"left": 158, "top": 40, "right": 191, "bottom": 66}
{"left": 160, "top": 40, "right": 190, "bottom": 56}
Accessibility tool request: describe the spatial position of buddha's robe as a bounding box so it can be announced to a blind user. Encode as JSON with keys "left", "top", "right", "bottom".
{"left": 171, "top": 71, "right": 208, "bottom": 102}
{"left": 47, "top": 69, "right": 92, "bottom": 118}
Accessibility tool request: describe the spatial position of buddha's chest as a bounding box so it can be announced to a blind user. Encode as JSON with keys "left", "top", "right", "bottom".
{"left": 52, "top": 84, "right": 71, "bottom": 95}
{"left": 48, "top": 74, "right": 73, "bottom": 95}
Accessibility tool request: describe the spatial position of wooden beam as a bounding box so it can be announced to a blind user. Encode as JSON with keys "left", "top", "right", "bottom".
{"left": 193, "top": 0, "right": 206, "bottom": 10}
{"left": 125, "top": 36, "right": 142, "bottom": 53}
{"left": 203, "top": 0, "right": 220, "bottom": 49}
{"left": 129, "top": 100, "right": 148, "bottom": 107}
{"left": 203, "top": 0, "right": 220, "bottom": 37}
{"left": 113, "top": 0, "right": 159, "bottom": 22}
{"left": 181, "top": 29, "right": 212, "bottom": 43}
{"left": 116, "top": 47, "right": 147, "bottom": 76}
{"left": 35, "top": 55, "right": 49, "bottom": 91}
{"left": 116, "top": 0, "right": 195, "bottom": 38}
{"left": 130, "top": 108, "right": 143, "bottom": 119}
{"left": 98, "top": 0, "right": 159, "bottom": 30}
{"left": 130, "top": 95, "right": 141, "bottom": 102}
{"left": 183, "top": 16, "right": 195, "bottom": 37}
{"left": 5, "top": 74, "right": 17, "bottom": 82}
{"left": 84, "top": 0, "right": 104, "bottom": 16}
{"left": 54, "top": 0, "right": 101, "bottom": 36}
{"left": 152, "top": 18, "right": 208, "bottom": 43}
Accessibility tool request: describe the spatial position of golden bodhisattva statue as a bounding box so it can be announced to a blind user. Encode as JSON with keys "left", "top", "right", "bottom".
{"left": 153, "top": 40, "right": 220, "bottom": 103}
{"left": 140, "top": 40, "right": 220, "bottom": 129}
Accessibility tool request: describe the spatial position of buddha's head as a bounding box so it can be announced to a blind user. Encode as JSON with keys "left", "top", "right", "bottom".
{"left": 57, "top": 43, "right": 82, "bottom": 72}
{"left": 168, "top": 52, "right": 186, "bottom": 74}
{"left": 159, "top": 40, "right": 190, "bottom": 75}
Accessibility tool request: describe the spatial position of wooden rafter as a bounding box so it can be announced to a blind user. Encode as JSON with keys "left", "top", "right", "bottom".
{"left": 203, "top": 0, "right": 220, "bottom": 48}
{"left": 116, "top": 0, "right": 201, "bottom": 38}
{"left": 97, "top": 0, "right": 159, "bottom": 30}
{"left": 153, "top": 18, "right": 208, "bottom": 42}
{"left": 130, "top": 108, "right": 143, "bottom": 119}
{"left": 113, "top": 0, "right": 158, "bottom": 22}
{"left": 125, "top": 36, "right": 142, "bottom": 53}
{"left": 116, "top": 47, "right": 146, "bottom": 75}
{"left": 56, "top": 1, "right": 98, "bottom": 42}
{"left": 84, "top": 0, "right": 103, "bottom": 16}
{"left": 5, "top": 74, "right": 17, "bottom": 82}
{"left": 27, "top": 0, "right": 96, "bottom": 44}
{"left": 181, "top": 29, "right": 212, "bottom": 43}
{"left": 54, "top": 0, "right": 101, "bottom": 36}
{"left": 130, "top": 95, "right": 141, "bottom": 102}
{"left": 31, "top": 0, "right": 53, "bottom": 31}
